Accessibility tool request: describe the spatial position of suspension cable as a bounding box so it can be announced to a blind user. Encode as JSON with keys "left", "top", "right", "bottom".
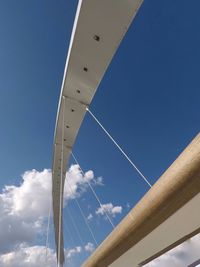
{"left": 62, "top": 207, "right": 77, "bottom": 248}
{"left": 71, "top": 152, "right": 115, "bottom": 229}
{"left": 86, "top": 107, "right": 152, "bottom": 188}
{"left": 58, "top": 97, "right": 65, "bottom": 267}
{"left": 66, "top": 179, "right": 98, "bottom": 246}
{"left": 66, "top": 205, "right": 85, "bottom": 246}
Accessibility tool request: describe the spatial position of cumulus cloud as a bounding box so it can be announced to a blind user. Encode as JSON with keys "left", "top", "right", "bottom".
{"left": 64, "top": 164, "right": 97, "bottom": 201}
{"left": 144, "top": 234, "right": 200, "bottom": 267}
{"left": 65, "top": 246, "right": 82, "bottom": 259}
{"left": 95, "top": 203, "right": 122, "bottom": 218}
{"left": 0, "top": 244, "right": 86, "bottom": 267}
{"left": 2, "top": 169, "right": 52, "bottom": 220}
{"left": 84, "top": 242, "right": 95, "bottom": 253}
{"left": 1, "top": 165, "right": 200, "bottom": 267}
{"left": 0, "top": 245, "right": 56, "bottom": 267}
{"left": 0, "top": 165, "right": 100, "bottom": 254}
{"left": 0, "top": 169, "right": 52, "bottom": 253}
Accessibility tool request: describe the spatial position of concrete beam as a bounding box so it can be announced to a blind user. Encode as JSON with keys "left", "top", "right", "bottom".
{"left": 82, "top": 133, "right": 200, "bottom": 267}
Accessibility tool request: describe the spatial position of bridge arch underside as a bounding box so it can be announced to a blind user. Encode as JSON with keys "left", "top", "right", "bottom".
{"left": 52, "top": 0, "right": 144, "bottom": 265}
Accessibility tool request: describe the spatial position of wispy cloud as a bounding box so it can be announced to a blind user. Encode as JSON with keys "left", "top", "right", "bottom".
{"left": 84, "top": 242, "right": 95, "bottom": 253}
{"left": 87, "top": 213, "right": 93, "bottom": 221}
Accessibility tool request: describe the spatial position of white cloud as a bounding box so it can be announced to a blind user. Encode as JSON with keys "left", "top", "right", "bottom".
{"left": 126, "top": 202, "right": 131, "bottom": 210}
{"left": 96, "top": 203, "right": 122, "bottom": 218}
{"left": 87, "top": 213, "right": 93, "bottom": 221}
{"left": 0, "top": 169, "right": 51, "bottom": 253}
{"left": 2, "top": 169, "right": 52, "bottom": 220}
{"left": 2, "top": 165, "right": 200, "bottom": 267}
{"left": 93, "top": 176, "right": 104, "bottom": 186}
{"left": 144, "top": 234, "right": 200, "bottom": 267}
{"left": 0, "top": 165, "right": 101, "bottom": 254}
{"left": 84, "top": 242, "right": 95, "bottom": 253}
{"left": 64, "top": 164, "right": 102, "bottom": 202}
{"left": 65, "top": 246, "right": 82, "bottom": 259}
{"left": 0, "top": 245, "right": 56, "bottom": 267}
{"left": 0, "top": 244, "right": 85, "bottom": 267}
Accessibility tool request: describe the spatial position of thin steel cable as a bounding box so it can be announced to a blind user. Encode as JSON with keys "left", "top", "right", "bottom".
{"left": 58, "top": 97, "right": 65, "bottom": 267}
{"left": 66, "top": 179, "right": 98, "bottom": 246}
{"left": 45, "top": 197, "right": 52, "bottom": 264}
{"left": 86, "top": 107, "right": 152, "bottom": 188}
{"left": 71, "top": 152, "right": 115, "bottom": 229}
{"left": 66, "top": 205, "right": 85, "bottom": 246}
{"left": 62, "top": 207, "right": 77, "bottom": 247}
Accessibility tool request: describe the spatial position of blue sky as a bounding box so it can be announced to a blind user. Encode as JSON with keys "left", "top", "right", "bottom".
{"left": 0, "top": 0, "right": 200, "bottom": 266}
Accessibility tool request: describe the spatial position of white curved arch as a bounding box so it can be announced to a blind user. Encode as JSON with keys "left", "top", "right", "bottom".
{"left": 52, "top": 0, "right": 144, "bottom": 265}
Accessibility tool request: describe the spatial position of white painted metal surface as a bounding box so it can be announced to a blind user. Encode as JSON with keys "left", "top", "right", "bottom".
{"left": 52, "top": 0, "right": 144, "bottom": 265}
{"left": 109, "top": 193, "right": 200, "bottom": 267}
